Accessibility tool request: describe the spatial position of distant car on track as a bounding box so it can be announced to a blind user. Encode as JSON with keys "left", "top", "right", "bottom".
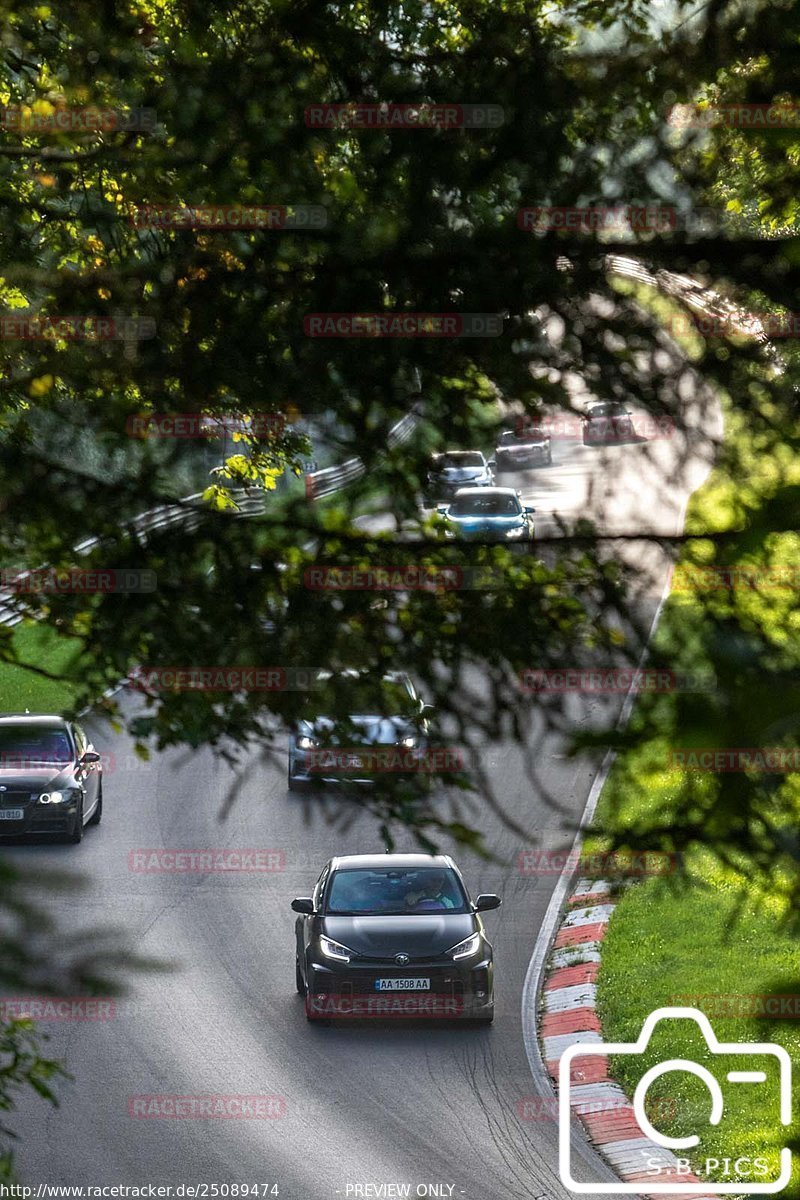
{"left": 287, "top": 670, "right": 433, "bottom": 791}
{"left": 437, "top": 487, "right": 535, "bottom": 546}
{"left": 423, "top": 451, "right": 494, "bottom": 506}
{"left": 582, "top": 401, "right": 635, "bottom": 444}
{"left": 493, "top": 427, "right": 551, "bottom": 470}
{"left": 293, "top": 852, "right": 500, "bottom": 1023}
{"left": 0, "top": 714, "right": 103, "bottom": 844}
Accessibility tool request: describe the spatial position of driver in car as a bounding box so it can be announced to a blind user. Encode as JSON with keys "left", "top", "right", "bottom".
{"left": 404, "top": 871, "right": 457, "bottom": 911}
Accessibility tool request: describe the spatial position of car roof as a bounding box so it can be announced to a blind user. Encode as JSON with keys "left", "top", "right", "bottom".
{"left": 330, "top": 853, "right": 455, "bottom": 871}
{"left": 0, "top": 713, "right": 70, "bottom": 726}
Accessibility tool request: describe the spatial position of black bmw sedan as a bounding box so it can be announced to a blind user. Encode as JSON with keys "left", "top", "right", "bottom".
{"left": 293, "top": 853, "right": 501, "bottom": 1023}
{"left": 0, "top": 714, "right": 103, "bottom": 844}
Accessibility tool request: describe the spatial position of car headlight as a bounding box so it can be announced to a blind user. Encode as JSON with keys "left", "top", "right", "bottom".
{"left": 319, "top": 935, "right": 354, "bottom": 963}
{"left": 505, "top": 525, "right": 526, "bottom": 538}
{"left": 448, "top": 933, "right": 482, "bottom": 960}
{"left": 297, "top": 735, "right": 317, "bottom": 750}
{"left": 444, "top": 527, "right": 456, "bottom": 538}
{"left": 401, "top": 735, "right": 417, "bottom": 749}
{"left": 39, "top": 789, "right": 76, "bottom": 805}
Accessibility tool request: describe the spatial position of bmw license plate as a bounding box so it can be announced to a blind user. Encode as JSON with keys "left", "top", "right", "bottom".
{"left": 374, "top": 978, "right": 430, "bottom": 991}
{"left": 0, "top": 809, "right": 23, "bottom": 820}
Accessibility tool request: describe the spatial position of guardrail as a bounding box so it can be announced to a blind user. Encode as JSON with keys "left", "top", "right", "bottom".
{"left": 304, "top": 407, "right": 420, "bottom": 499}
{"left": 0, "top": 407, "right": 422, "bottom": 628}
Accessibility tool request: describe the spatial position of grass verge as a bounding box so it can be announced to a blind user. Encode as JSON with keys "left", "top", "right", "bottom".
{"left": 0, "top": 623, "right": 82, "bottom": 713}
{"left": 585, "top": 280, "right": 800, "bottom": 1194}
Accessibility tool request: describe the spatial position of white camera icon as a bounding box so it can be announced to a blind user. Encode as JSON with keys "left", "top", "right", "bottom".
{"left": 559, "top": 1007, "right": 792, "bottom": 1194}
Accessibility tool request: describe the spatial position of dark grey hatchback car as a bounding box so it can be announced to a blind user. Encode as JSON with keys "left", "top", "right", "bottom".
{"left": 293, "top": 853, "right": 501, "bottom": 1023}
{"left": 0, "top": 714, "right": 103, "bottom": 844}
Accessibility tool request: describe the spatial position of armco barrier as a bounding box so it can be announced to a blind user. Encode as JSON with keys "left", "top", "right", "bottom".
{"left": 0, "top": 408, "right": 421, "bottom": 629}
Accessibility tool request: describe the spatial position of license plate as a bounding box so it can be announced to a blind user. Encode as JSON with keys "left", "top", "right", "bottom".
{"left": 374, "top": 978, "right": 430, "bottom": 991}
{"left": 0, "top": 809, "right": 23, "bottom": 820}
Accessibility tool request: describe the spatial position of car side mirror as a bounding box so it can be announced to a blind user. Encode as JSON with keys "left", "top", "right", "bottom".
{"left": 487, "top": 459, "right": 496, "bottom": 469}
{"left": 81, "top": 751, "right": 101, "bottom": 765}
{"left": 436, "top": 504, "right": 448, "bottom": 516}
{"left": 525, "top": 506, "right": 536, "bottom": 514}
{"left": 291, "top": 897, "right": 314, "bottom": 914}
{"left": 475, "top": 894, "right": 502, "bottom": 912}
{"left": 419, "top": 703, "right": 435, "bottom": 717}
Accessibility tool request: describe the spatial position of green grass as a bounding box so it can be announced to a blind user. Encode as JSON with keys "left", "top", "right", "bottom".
{"left": 584, "top": 285, "right": 800, "bottom": 1194}
{"left": 0, "top": 623, "right": 83, "bottom": 713}
{"left": 597, "top": 880, "right": 799, "bottom": 1193}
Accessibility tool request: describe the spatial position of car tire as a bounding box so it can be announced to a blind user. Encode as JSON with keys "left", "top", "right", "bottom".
{"left": 88, "top": 782, "right": 103, "bottom": 826}
{"left": 471, "top": 1014, "right": 494, "bottom": 1026}
{"left": 296, "top": 957, "right": 307, "bottom": 996}
{"left": 288, "top": 768, "right": 310, "bottom": 793}
{"left": 67, "top": 799, "right": 84, "bottom": 844}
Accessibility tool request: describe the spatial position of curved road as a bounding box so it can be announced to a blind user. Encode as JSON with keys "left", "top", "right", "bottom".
{"left": 6, "top": 338, "right": 721, "bottom": 1200}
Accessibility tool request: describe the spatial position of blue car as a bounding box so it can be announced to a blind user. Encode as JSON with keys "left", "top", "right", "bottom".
{"left": 437, "top": 487, "right": 535, "bottom": 545}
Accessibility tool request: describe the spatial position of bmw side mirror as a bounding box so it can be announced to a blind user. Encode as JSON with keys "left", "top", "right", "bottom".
{"left": 291, "top": 897, "right": 314, "bottom": 914}
{"left": 525, "top": 506, "right": 536, "bottom": 514}
{"left": 475, "top": 894, "right": 502, "bottom": 912}
{"left": 420, "top": 703, "right": 435, "bottom": 717}
{"left": 487, "top": 459, "right": 496, "bottom": 469}
{"left": 81, "top": 751, "right": 101, "bottom": 765}
{"left": 436, "top": 504, "right": 448, "bottom": 515}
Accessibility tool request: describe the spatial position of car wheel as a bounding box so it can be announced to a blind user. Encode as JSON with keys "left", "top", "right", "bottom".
{"left": 67, "top": 799, "right": 84, "bottom": 844}
{"left": 471, "top": 1014, "right": 494, "bottom": 1026}
{"left": 287, "top": 768, "right": 309, "bottom": 793}
{"left": 296, "top": 957, "right": 307, "bottom": 996}
{"left": 87, "top": 782, "right": 103, "bottom": 826}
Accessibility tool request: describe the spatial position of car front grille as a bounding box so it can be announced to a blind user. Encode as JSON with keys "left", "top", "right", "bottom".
{"left": 0, "top": 791, "right": 37, "bottom": 806}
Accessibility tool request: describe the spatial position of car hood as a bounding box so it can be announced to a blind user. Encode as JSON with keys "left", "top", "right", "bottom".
{"left": 298, "top": 716, "right": 416, "bottom": 745}
{"left": 0, "top": 766, "right": 74, "bottom": 792}
{"left": 448, "top": 513, "right": 524, "bottom": 533}
{"left": 322, "top": 913, "right": 476, "bottom": 957}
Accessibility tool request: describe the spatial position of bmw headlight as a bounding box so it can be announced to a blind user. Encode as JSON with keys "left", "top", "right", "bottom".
{"left": 448, "top": 933, "right": 482, "bottom": 960}
{"left": 319, "top": 936, "right": 354, "bottom": 963}
{"left": 39, "top": 788, "right": 76, "bottom": 805}
{"left": 400, "top": 735, "right": 417, "bottom": 749}
{"left": 505, "top": 525, "right": 525, "bottom": 539}
{"left": 297, "top": 735, "right": 317, "bottom": 750}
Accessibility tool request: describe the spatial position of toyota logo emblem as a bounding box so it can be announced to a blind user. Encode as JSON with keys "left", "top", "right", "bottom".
{"left": 395, "top": 953, "right": 410, "bottom": 966}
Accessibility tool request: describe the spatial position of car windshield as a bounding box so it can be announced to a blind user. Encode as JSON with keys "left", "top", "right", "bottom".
{"left": 449, "top": 493, "right": 521, "bottom": 517}
{"left": 301, "top": 674, "right": 413, "bottom": 718}
{"left": 588, "top": 403, "right": 627, "bottom": 418}
{"left": 326, "top": 867, "right": 470, "bottom": 914}
{"left": 434, "top": 452, "right": 483, "bottom": 470}
{"left": 0, "top": 725, "right": 72, "bottom": 765}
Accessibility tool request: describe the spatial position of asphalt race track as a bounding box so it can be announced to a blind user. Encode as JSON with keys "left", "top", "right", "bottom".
{"left": 6, "top": 354, "right": 722, "bottom": 1200}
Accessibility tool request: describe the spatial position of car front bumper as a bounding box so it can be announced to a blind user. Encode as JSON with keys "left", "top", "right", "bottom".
{"left": 305, "top": 956, "right": 494, "bottom": 1019}
{"left": 0, "top": 800, "right": 80, "bottom": 837}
